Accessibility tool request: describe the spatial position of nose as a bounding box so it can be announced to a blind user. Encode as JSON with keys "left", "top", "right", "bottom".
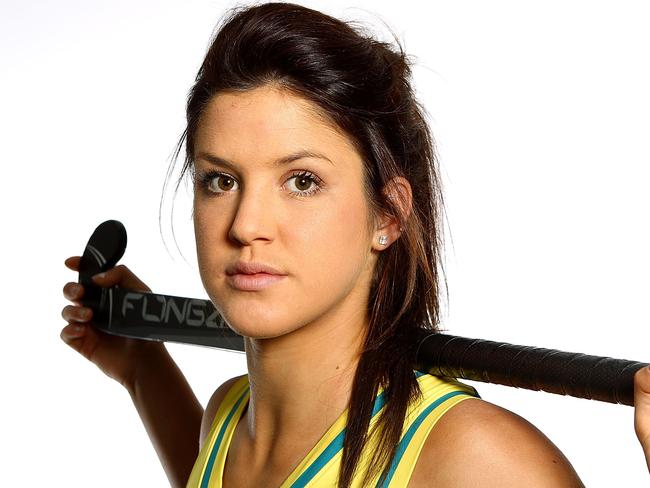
{"left": 227, "top": 184, "right": 275, "bottom": 246}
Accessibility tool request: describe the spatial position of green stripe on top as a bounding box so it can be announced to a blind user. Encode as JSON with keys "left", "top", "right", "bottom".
{"left": 288, "top": 387, "right": 388, "bottom": 487}
{"left": 375, "top": 389, "right": 481, "bottom": 488}
{"left": 288, "top": 370, "right": 424, "bottom": 487}
{"left": 201, "top": 386, "right": 250, "bottom": 488}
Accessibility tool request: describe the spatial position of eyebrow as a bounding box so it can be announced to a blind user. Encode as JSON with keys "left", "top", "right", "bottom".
{"left": 195, "top": 149, "right": 334, "bottom": 170}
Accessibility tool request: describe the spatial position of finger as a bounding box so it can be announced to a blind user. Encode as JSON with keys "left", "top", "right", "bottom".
{"left": 89, "top": 265, "right": 123, "bottom": 287}
{"left": 63, "top": 282, "right": 84, "bottom": 301}
{"left": 61, "top": 304, "right": 93, "bottom": 323}
{"left": 62, "top": 321, "right": 87, "bottom": 336}
{"left": 64, "top": 256, "right": 81, "bottom": 271}
{"left": 59, "top": 322, "right": 89, "bottom": 352}
{"left": 91, "top": 264, "right": 150, "bottom": 291}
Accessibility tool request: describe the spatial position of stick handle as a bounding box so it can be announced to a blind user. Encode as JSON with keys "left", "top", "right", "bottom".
{"left": 414, "top": 331, "right": 647, "bottom": 406}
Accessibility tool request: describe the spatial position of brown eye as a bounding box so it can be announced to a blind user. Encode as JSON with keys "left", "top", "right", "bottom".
{"left": 285, "top": 171, "right": 323, "bottom": 197}
{"left": 198, "top": 171, "right": 239, "bottom": 195}
{"left": 292, "top": 175, "right": 313, "bottom": 192}
{"left": 210, "top": 175, "right": 236, "bottom": 192}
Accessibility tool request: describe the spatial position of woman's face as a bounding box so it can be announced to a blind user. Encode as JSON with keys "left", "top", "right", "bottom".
{"left": 192, "top": 84, "right": 379, "bottom": 339}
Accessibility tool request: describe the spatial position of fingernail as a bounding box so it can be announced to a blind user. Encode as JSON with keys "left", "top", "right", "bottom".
{"left": 92, "top": 272, "right": 106, "bottom": 281}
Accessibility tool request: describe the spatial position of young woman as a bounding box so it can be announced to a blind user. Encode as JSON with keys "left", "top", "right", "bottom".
{"left": 60, "top": 2, "right": 648, "bottom": 486}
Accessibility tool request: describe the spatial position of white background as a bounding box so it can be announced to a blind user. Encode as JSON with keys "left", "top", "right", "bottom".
{"left": 2, "top": 0, "right": 649, "bottom": 485}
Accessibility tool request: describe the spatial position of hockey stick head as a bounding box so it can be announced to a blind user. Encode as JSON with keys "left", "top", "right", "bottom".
{"left": 78, "top": 219, "right": 127, "bottom": 302}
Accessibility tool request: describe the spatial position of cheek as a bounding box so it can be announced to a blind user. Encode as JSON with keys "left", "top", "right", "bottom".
{"left": 290, "top": 194, "right": 370, "bottom": 280}
{"left": 193, "top": 203, "right": 224, "bottom": 270}
{"left": 193, "top": 204, "right": 207, "bottom": 251}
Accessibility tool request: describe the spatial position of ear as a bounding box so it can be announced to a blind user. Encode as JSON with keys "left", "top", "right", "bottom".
{"left": 372, "top": 176, "right": 412, "bottom": 250}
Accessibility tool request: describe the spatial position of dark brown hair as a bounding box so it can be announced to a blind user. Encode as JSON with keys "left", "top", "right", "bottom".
{"left": 164, "top": 2, "right": 446, "bottom": 486}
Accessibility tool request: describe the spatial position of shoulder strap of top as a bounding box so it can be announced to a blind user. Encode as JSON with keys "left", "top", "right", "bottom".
{"left": 372, "top": 372, "right": 481, "bottom": 487}
{"left": 207, "top": 375, "right": 250, "bottom": 434}
{"left": 186, "top": 375, "right": 250, "bottom": 488}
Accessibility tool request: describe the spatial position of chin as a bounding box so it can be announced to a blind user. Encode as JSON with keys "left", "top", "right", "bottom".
{"left": 219, "top": 312, "right": 300, "bottom": 340}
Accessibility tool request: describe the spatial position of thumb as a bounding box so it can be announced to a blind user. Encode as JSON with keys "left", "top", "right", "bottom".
{"left": 90, "top": 264, "right": 150, "bottom": 292}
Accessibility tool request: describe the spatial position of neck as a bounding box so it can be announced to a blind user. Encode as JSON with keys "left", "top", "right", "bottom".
{"left": 240, "top": 306, "right": 368, "bottom": 470}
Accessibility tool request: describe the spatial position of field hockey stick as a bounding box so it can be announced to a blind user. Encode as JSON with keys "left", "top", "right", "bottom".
{"left": 77, "top": 219, "right": 647, "bottom": 406}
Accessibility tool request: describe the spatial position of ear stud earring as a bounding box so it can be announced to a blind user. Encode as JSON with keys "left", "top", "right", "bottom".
{"left": 378, "top": 235, "right": 388, "bottom": 245}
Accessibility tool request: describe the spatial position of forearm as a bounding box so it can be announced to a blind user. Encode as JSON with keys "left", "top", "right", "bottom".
{"left": 126, "top": 343, "right": 203, "bottom": 488}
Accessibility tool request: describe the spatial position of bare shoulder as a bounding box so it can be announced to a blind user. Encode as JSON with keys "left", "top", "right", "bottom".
{"left": 408, "top": 397, "right": 585, "bottom": 488}
{"left": 199, "top": 374, "right": 247, "bottom": 450}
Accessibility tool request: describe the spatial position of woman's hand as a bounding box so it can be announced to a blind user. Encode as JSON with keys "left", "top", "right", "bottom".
{"left": 634, "top": 365, "right": 650, "bottom": 472}
{"left": 60, "top": 256, "right": 165, "bottom": 391}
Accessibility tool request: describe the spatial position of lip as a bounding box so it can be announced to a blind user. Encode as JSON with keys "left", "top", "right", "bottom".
{"left": 226, "top": 273, "right": 287, "bottom": 291}
{"left": 226, "top": 261, "right": 286, "bottom": 276}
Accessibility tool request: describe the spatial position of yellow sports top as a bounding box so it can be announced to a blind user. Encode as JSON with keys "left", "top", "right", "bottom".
{"left": 187, "top": 370, "right": 480, "bottom": 487}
